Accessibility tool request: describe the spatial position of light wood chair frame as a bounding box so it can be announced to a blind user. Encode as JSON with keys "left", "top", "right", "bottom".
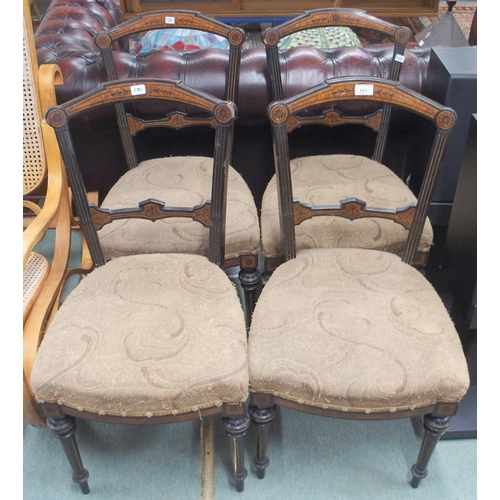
{"left": 23, "top": 0, "right": 92, "bottom": 427}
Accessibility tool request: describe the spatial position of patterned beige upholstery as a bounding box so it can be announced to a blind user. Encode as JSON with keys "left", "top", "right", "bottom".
{"left": 261, "top": 155, "right": 433, "bottom": 260}
{"left": 99, "top": 157, "right": 260, "bottom": 261}
{"left": 249, "top": 248, "right": 469, "bottom": 414}
{"left": 31, "top": 253, "right": 249, "bottom": 418}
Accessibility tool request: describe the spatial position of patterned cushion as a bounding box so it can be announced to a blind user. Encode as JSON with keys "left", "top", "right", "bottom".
{"left": 30, "top": 253, "right": 249, "bottom": 418}
{"left": 278, "top": 27, "right": 362, "bottom": 50}
{"left": 98, "top": 157, "right": 260, "bottom": 261}
{"left": 261, "top": 154, "right": 433, "bottom": 259}
{"left": 248, "top": 248, "right": 469, "bottom": 414}
{"left": 133, "top": 29, "right": 230, "bottom": 54}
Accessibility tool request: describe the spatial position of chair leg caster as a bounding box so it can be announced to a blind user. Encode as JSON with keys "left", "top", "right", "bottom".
{"left": 234, "top": 469, "right": 248, "bottom": 492}
{"left": 410, "top": 464, "right": 427, "bottom": 488}
{"left": 254, "top": 457, "right": 269, "bottom": 479}
{"left": 74, "top": 469, "right": 91, "bottom": 494}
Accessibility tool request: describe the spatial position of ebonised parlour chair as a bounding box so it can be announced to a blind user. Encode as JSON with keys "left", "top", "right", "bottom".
{"left": 93, "top": 11, "right": 261, "bottom": 326}
{"left": 262, "top": 8, "right": 412, "bottom": 102}
{"left": 260, "top": 9, "right": 436, "bottom": 273}
{"left": 248, "top": 77, "right": 470, "bottom": 488}
{"left": 30, "top": 79, "right": 250, "bottom": 493}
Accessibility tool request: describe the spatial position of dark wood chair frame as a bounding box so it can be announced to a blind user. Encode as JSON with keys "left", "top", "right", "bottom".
{"left": 260, "top": 9, "right": 427, "bottom": 272}
{"left": 42, "top": 78, "right": 250, "bottom": 493}
{"left": 94, "top": 11, "right": 261, "bottom": 326}
{"left": 250, "top": 76, "right": 458, "bottom": 488}
{"left": 262, "top": 8, "right": 412, "bottom": 103}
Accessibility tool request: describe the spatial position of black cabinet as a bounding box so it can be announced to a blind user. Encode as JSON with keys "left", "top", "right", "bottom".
{"left": 408, "top": 46, "right": 477, "bottom": 226}
{"left": 441, "top": 114, "right": 477, "bottom": 328}
{"left": 440, "top": 114, "right": 477, "bottom": 440}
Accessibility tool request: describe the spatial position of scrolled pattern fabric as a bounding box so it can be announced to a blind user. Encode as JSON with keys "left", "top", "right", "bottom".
{"left": 99, "top": 157, "right": 260, "bottom": 261}
{"left": 261, "top": 154, "right": 433, "bottom": 259}
{"left": 31, "top": 253, "right": 249, "bottom": 418}
{"left": 248, "top": 248, "right": 469, "bottom": 413}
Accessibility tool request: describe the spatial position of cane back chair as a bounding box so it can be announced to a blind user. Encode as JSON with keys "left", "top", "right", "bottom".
{"left": 29, "top": 79, "right": 250, "bottom": 493}
{"left": 23, "top": 8, "right": 66, "bottom": 323}
{"left": 93, "top": 11, "right": 260, "bottom": 326}
{"left": 23, "top": 0, "right": 75, "bottom": 427}
{"left": 248, "top": 77, "right": 469, "bottom": 488}
{"left": 260, "top": 9, "right": 436, "bottom": 273}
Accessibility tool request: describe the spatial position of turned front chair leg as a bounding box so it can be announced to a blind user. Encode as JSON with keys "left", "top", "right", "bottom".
{"left": 410, "top": 414, "right": 453, "bottom": 488}
{"left": 239, "top": 267, "right": 261, "bottom": 328}
{"left": 249, "top": 404, "right": 276, "bottom": 479}
{"left": 223, "top": 415, "right": 250, "bottom": 492}
{"left": 47, "top": 415, "right": 90, "bottom": 494}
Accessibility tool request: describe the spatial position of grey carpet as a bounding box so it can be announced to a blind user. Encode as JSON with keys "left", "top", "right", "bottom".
{"left": 23, "top": 406, "right": 476, "bottom": 499}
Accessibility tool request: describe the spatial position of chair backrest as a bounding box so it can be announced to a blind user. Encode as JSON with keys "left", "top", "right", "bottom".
{"left": 94, "top": 10, "right": 245, "bottom": 170}
{"left": 268, "top": 76, "right": 456, "bottom": 266}
{"left": 45, "top": 78, "right": 237, "bottom": 270}
{"left": 23, "top": 0, "right": 49, "bottom": 200}
{"left": 23, "top": 0, "right": 66, "bottom": 263}
{"left": 262, "top": 8, "right": 412, "bottom": 163}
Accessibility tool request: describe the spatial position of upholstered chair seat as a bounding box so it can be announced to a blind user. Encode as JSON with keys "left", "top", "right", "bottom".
{"left": 99, "top": 157, "right": 260, "bottom": 262}
{"left": 261, "top": 155, "right": 433, "bottom": 261}
{"left": 249, "top": 248, "right": 469, "bottom": 414}
{"left": 31, "top": 253, "right": 249, "bottom": 418}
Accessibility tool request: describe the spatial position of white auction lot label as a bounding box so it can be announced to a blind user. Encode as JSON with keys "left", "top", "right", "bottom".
{"left": 354, "top": 84, "right": 374, "bottom": 96}
{"left": 130, "top": 84, "right": 146, "bottom": 95}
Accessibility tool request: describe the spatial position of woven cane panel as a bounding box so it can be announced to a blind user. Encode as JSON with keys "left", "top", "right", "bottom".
{"left": 23, "top": 15, "right": 46, "bottom": 195}
{"left": 23, "top": 252, "right": 50, "bottom": 313}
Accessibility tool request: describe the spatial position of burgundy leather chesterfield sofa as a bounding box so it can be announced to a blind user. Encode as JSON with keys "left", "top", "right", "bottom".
{"left": 34, "top": 0, "right": 432, "bottom": 208}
